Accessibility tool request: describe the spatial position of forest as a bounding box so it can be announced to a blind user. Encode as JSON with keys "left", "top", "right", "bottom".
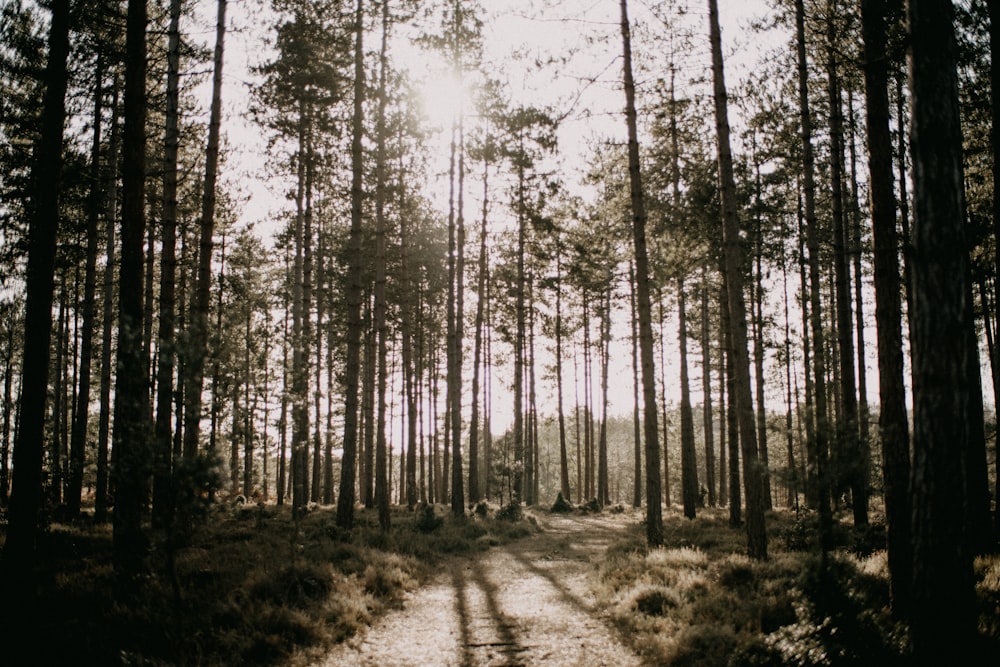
{"left": 1, "top": 0, "right": 999, "bottom": 664}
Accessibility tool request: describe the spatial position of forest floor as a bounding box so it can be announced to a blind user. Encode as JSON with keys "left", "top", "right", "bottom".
{"left": 310, "top": 511, "right": 646, "bottom": 667}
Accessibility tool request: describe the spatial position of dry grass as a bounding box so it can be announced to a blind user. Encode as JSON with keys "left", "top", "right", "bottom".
{"left": 591, "top": 507, "right": 1000, "bottom": 667}
{"left": 2, "top": 501, "right": 537, "bottom": 666}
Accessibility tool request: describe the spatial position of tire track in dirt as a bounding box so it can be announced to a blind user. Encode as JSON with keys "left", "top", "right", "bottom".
{"left": 314, "top": 513, "right": 647, "bottom": 667}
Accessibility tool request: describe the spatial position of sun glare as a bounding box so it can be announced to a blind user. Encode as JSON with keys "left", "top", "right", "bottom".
{"left": 419, "top": 71, "right": 470, "bottom": 131}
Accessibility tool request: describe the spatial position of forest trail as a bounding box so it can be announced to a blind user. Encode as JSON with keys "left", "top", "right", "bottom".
{"left": 313, "top": 512, "right": 647, "bottom": 667}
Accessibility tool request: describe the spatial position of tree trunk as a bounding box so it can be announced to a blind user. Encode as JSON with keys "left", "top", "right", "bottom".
{"left": 68, "top": 53, "right": 105, "bottom": 517}
{"left": 1, "top": 0, "right": 71, "bottom": 592}
{"left": 335, "top": 0, "right": 366, "bottom": 529}
{"left": 847, "top": 89, "right": 872, "bottom": 525}
{"left": 721, "top": 280, "right": 740, "bottom": 527}
{"left": 620, "top": 0, "right": 663, "bottom": 547}
{"left": 700, "top": 269, "right": 716, "bottom": 507}
{"left": 182, "top": 0, "right": 227, "bottom": 461}
{"left": 95, "top": 78, "right": 120, "bottom": 524}
{"left": 708, "top": 0, "right": 766, "bottom": 559}
{"left": 468, "top": 153, "right": 490, "bottom": 504}
{"left": 450, "top": 6, "right": 467, "bottom": 515}
{"left": 558, "top": 256, "right": 572, "bottom": 502}
{"left": 152, "top": 0, "right": 182, "bottom": 525}
{"left": 827, "top": 0, "right": 866, "bottom": 527}
{"left": 113, "top": 0, "right": 151, "bottom": 599}
{"left": 991, "top": 0, "right": 1000, "bottom": 537}
{"left": 374, "top": 0, "right": 391, "bottom": 529}
{"left": 860, "top": 0, "right": 912, "bottom": 615}
{"left": 597, "top": 286, "right": 611, "bottom": 507}
{"left": 907, "top": 0, "right": 980, "bottom": 657}
{"left": 678, "top": 279, "right": 699, "bottom": 518}
{"left": 631, "top": 263, "right": 642, "bottom": 508}
{"left": 717, "top": 302, "right": 728, "bottom": 509}
{"left": 751, "top": 139, "right": 772, "bottom": 511}
{"left": 795, "top": 0, "right": 833, "bottom": 553}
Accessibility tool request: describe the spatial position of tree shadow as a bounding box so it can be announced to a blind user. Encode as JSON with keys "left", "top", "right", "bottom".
{"left": 452, "top": 557, "right": 528, "bottom": 666}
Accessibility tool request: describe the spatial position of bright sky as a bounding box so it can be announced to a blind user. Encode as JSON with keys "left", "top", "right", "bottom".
{"left": 202, "top": 0, "right": 786, "bottom": 434}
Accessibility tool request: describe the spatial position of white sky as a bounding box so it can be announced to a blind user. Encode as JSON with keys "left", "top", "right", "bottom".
{"left": 196, "top": 0, "right": 811, "bottom": 437}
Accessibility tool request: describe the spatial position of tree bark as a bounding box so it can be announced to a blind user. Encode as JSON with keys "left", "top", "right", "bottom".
{"left": 68, "top": 52, "right": 105, "bottom": 517}
{"left": 907, "top": 0, "right": 980, "bottom": 657}
{"left": 182, "top": 0, "right": 227, "bottom": 460}
{"left": 678, "top": 279, "right": 699, "bottom": 518}
{"left": 700, "top": 269, "right": 716, "bottom": 507}
{"left": 113, "top": 0, "right": 152, "bottom": 599}
{"left": 860, "top": 0, "right": 912, "bottom": 616}
{"left": 1, "top": 0, "right": 71, "bottom": 592}
{"left": 826, "top": 0, "right": 866, "bottom": 526}
{"left": 336, "top": 0, "right": 366, "bottom": 529}
{"left": 374, "top": 0, "right": 391, "bottom": 529}
{"left": 795, "top": 0, "right": 833, "bottom": 553}
{"left": 95, "top": 78, "right": 120, "bottom": 524}
{"left": 620, "top": 0, "right": 663, "bottom": 547}
{"left": 708, "top": 0, "right": 766, "bottom": 559}
{"left": 152, "top": 0, "right": 182, "bottom": 526}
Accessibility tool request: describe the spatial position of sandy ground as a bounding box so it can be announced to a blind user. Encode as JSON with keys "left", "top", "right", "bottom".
{"left": 314, "top": 512, "right": 648, "bottom": 667}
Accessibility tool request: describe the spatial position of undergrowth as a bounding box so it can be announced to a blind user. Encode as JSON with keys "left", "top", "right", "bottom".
{"left": 2, "top": 502, "right": 536, "bottom": 666}
{"left": 593, "top": 507, "right": 1000, "bottom": 667}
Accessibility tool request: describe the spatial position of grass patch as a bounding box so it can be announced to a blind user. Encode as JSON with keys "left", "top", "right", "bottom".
{"left": 593, "top": 507, "right": 1000, "bottom": 666}
{"left": 3, "top": 502, "right": 536, "bottom": 666}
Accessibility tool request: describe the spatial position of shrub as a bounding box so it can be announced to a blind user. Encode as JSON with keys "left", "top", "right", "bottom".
{"left": 551, "top": 492, "right": 573, "bottom": 513}
{"left": 414, "top": 503, "right": 444, "bottom": 533}
{"left": 496, "top": 501, "right": 523, "bottom": 522}
{"left": 581, "top": 498, "right": 601, "bottom": 513}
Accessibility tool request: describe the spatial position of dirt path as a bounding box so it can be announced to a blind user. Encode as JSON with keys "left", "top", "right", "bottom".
{"left": 314, "top": 512, "right": 647, "bottom": 667}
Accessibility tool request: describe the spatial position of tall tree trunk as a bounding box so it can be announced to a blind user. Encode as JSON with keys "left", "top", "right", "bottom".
{"left": 860, "top": 0, "right": 912, "bottom": 615}
{"left": 152, "top": 0, "right": 182, "bottom": 525}
{"left": 847, "top": 89, "right": 872, "bottom": 523}
{"left": 182, "top": 0, "right": 227, "bottom": 460}
{"left": 658, "top": 292, "right": 670, "bottom": 507}
{"left": 620, "top": 0, "right": 663, "bottom": 547}
{"left": 827, "top": 0, "right": 866, "bottom": 526}
{"left": 781, "top": 239, "right": 798, "bottom": 510}
{"left": 990, "top": 0, "right": 1000, "bottom": 537}
{"left": 277, "top": 254, "right": 289, "bottom": 506}
{"left": 1, "top": 0, "right": 71, "bottom": 592}
{"left": 113, "top": 0, "right": 151, "bottom": 599}
{"left": 95, "top": 79, "right": 120, "bottom": 524}
{"left": 795, "top": 0, "right": 833, "bottom": 553}
{"left": 1, "top": 322, "right": 13, "bottom": 504}
{"left": 362, "top": 293, "right": 375, "bottom": 507}
{"left": 678, "top": 279, "right": 699, "bottom": 518}
{"left": 631, "top": 262, "right": 642, "bottom": 508}
{"left": 907, "top": 0, "right": 980, "bottom": 657}
{"left": 468, "top": 152, "right": 490, "bottom": 504}
{"left": 450, "top": 5, "right": 467, "bottom": 515}
{"left": 708, "top": 0, "right": 767, "bottom": 559}
{"left": 700, "top": 269, "right": 716, "bottom": 507}
{"left": 374, "top": 0, "right": 391, "bottom": 529}
{"left": 721, "top": 280, "right": 740, "bottom": 527}
{"left": 751, "top": 138, "right": 772, "bottom": 511}
{"left": 557, "top": 256, "right": 572, "bottom": 503}
{"left": 401, "top": 140, "right": 419, "bottom": 509}
{"left": 50, "top": 278, "right": 66, "bottom": 502}
{"left": 68, "top": 53, "right": 105, "bottom": 517}
{"left": 336, "top": 0, "right": 366, "bottom": 529}
{"left": 514, "top": 161, "right": 527, "bottom": 503}
{"left": 717, "top": 300, "right": 728, "bottom": 509}
{"left": 597, "top": 286, "right": 611, "bottom": 507}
